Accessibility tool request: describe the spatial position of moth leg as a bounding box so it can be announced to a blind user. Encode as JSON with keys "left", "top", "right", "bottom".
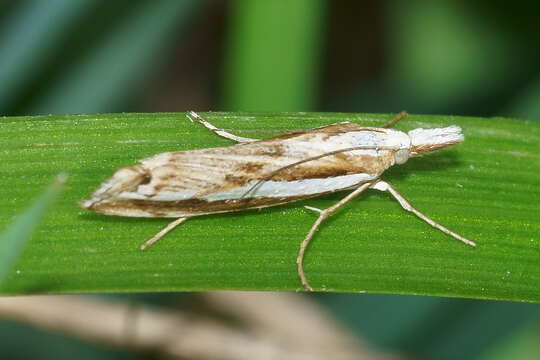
{"left": 298, "top": 181, "right": 373, "bottom": 291}
{"left": 186, "top": 111, "right": 257, "bottom": 143}
{"left": 140, "top": 217, "right": 191, "bottom": 250}
{"left": 381, "top": 110, "right": 407, "bottom": 128}
{"left": 371, "top": 180, "right": 476, "bottom": 247}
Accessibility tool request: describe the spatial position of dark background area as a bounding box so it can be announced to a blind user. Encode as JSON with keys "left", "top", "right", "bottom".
{"left": 2, "top": 0, "right": 540, "bottom": 119}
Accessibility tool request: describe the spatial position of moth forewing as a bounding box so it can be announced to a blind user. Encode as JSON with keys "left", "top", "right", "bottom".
{"left": 82, "top": 112, "right": 475, "bottom": 291}
{"left": 82, "top": 123, "right": 407, "bottom": 217}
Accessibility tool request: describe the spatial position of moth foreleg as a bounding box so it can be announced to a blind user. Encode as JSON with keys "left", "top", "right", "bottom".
{"left": 371, "top": 180, "right": 476, "bottom": 247}
{"left": 298, "top": 181, "right": 374, "bottom": 291}
{"left": 186, "top": 111, "right": 257, "bottom": 143}
{"left": 381, "top": 110, "right": 407, "bottom": 128}
{"left": 140, "top": 217, "right": 191, "bottom": 250}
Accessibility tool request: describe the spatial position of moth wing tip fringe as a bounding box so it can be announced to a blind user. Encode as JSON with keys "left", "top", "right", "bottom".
{"left": 79, "top": 198, "right": 96, "bottom": 210}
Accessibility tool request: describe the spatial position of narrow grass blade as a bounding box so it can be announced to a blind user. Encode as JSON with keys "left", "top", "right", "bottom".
{"left": 0, "top": 174, "right": 66, "bottom": 284}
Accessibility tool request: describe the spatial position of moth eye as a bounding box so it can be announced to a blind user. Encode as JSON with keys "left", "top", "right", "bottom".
{"left": 395, "top": 149, "right": 410, "bottom": 164}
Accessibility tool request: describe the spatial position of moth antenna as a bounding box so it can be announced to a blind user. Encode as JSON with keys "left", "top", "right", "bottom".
{"left": 381, "top": 110, "right": 408, "bottom": 128}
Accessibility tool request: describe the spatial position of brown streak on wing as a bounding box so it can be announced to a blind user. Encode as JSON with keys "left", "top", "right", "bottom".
{"left": 234, "top": 162, "right": 265, "bottom": 173}
{"left": 88, "top": 194, "right": 319, "bottom": 218}
{"left": 268, "top": 152, "right": 394, "bottom": 181}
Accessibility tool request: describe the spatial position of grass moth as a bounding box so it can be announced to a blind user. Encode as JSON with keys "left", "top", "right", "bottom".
{"left": 82, "top": 112, "right": 476, "bottom": 291}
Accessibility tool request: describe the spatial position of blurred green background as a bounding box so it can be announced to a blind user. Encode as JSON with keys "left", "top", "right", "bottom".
{"left": 1, "top": 0, "right": 539, "bottom": 359}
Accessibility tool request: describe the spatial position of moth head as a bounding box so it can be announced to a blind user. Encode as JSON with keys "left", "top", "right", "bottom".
{"left": 408, "top": 126, "right": 464, "bottom": 156}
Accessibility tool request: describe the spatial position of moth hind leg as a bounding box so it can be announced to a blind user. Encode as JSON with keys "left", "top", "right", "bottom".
{"left": 298, "top": 182, "right": 374, "bottom": 291}
{"left": 186, "top": 111, "right": 257, "bottom": 143}
{"left": 140, "top": 217, "right": 191, "bottom": 250}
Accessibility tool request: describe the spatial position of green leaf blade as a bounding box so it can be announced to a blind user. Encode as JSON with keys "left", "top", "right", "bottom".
{"left": 0, "top": 112, "right": 539, "bottom": 301}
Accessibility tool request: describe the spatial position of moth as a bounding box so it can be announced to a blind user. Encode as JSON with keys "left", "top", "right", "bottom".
{"left": 82, "top": 111, "right": 476, "bottom": 291}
